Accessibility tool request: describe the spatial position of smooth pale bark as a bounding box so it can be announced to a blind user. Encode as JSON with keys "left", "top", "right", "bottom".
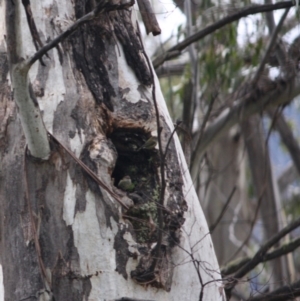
{"left": 0, "top": 1, "right": 224, "bottom": 300}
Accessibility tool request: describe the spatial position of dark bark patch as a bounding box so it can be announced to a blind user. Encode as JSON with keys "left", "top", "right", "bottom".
{"left": 117, "top": 87, "right": 153, "bottom": 122}
{"left": 0, "top": 50, "right": 9, "bottom": 82}
{"left": 75, "top": 180, "right": 88, "bottom": 213}
{"left": 70, "top": 104, "right": 87, "bottom": 138}
{"left": 119, "top": 87, "right": 130, "bottom": 99}
{"left": 113, "top": 10, "right": 152, "bottom": 86}
{"left": 0, "top": 152, "right": 44, "bottom": 300}
{"left": 109, "top": 121, "right": 187, "bottom": 291}
{"left": 28, "top": 83, "right": 39, "bottom": 107}
{"left": 52, "top": 254, "right": 92, "bottom": 301}
{"left": 110, "top": 130, "right": 160, "bottom": 237}
{"left": 80, "top": 143, "right": 101, "bottom": 195}
{"left": 71, "top": 7, "right": 116, "bottom": 111}
{"left": 130, "top": 245, "right": 173, "bottom": 292}
{"left": 114, "top": 224, "right": 131, "bottom": 279}
{"left": 0, "top": 51, "right": 14, "bottom": 150}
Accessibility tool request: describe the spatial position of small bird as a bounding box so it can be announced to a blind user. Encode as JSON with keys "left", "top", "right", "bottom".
{"left": 137, "top": 136, "right": 158, "bottom": 151}
{"left": 117, "top": 176, "right": 135, "bottom": 192}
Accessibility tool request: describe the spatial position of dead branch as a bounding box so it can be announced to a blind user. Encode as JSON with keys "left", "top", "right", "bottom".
{"left": 153, "top": 1, "right": 294, "bottom": 69}
{"left": 191, "top": 70, "right": 300, "bottom": 180}
{"left": 155, "top": 63, "right": 185, "bottom": 77}
{"left": 222, "top": 237, "right": 300, "bottom": 276}
{"left": 23, "top": 151, "right": 51, "bottom": 289}
{"left": 252, "top": 8, "right": 289, "bottom": 85}
{"left": 225, "top": 216, "right": 300, "bottom": 295}
{"left": 136, "top": 0, "right": 161, "bottom": 36}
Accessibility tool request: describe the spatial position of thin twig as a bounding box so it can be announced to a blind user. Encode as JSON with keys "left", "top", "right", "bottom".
{"left": 265, "top": 106, "right": 283, "bottom": 144}
{"left": 22, "top": 0, "right": 49, "bottom": 65}
{"left": 225, "top": 216, "right": 300, "bottom": 294}
{"left": 153, "top": 1, "right": 294, "bottom": 69}
{"left": 252, "top": 8, "right": 290, "bottom": 85}
{"left": 25, "top": 0, "right": 134, "bottom": 68}
{"left": 191, "top": 92, "right": 217, "bottom": 168}
{"left": 209, "top": 186, "right": 237, "bottom": 233}
{"left": 162, "top": 121, "right": 183, "bottom": 162}
{"left": 49, "top": 133, "right": 129, "bottom": 209}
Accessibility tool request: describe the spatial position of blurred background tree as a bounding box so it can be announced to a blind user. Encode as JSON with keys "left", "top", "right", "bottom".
{"left": 142, "top": 0, "right": 300, "bottom": 299}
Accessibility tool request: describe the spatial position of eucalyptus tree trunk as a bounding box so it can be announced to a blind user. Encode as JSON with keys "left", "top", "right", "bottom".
{"left": 0, "top": 0, "right": 224, "bottom": 300}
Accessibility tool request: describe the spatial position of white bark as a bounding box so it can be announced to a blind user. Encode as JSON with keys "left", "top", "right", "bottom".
{"left": 6, "top": 0, "right": 51, "bottom": 159}
{"left": 0, "top": 0, "right": 224, "bottom": 300}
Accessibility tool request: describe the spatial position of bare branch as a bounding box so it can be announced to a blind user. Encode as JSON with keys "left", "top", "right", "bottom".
{"left": 248, "top": 279, "right": 300, "bottom": 301}
{"left": 153, "top": 1, "right": 294, "bottom": 69}
{"left": 191, "top": 92, "right": 217, "bottom": 168}
{"left": 191, "top": 73, "right": 300, "bottom": 180}
{"left": 252, "top": 8, "right": 289, "bottom": 85}
{"left": 222, "top": 237, "right": 300, "bottom": 276}
{"left": 225, "top": 216, "right": 300, "bottom": 294}
{"left": 49, "top": 133, "right": 129, "bottom": 209}
{"left": 155, "top": 63, "right": 185, "bottom": 77}
{"left": 265, "top": 0, "right": 276, "bottom": 33}
{"left": 136, "top": 0, "right": 161, "bottom": 36}
{"left": 235, "top": 217, "right": 300, "bottom": 278}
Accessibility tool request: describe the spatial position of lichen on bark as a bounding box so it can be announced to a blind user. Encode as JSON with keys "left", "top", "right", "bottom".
{"left": 68, "top": 0, "right": 188, "bottom": 291}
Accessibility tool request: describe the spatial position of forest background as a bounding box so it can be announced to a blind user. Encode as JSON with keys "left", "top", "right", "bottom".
{"left": 1, "top": 0, "right": 300, "bottom": 300}
{"left": 149, "top": 0, "right": 300, "bottom": 299}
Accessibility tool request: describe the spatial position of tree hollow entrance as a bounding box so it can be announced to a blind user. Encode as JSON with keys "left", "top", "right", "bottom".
{"left": 109, "top": 128, "right": 160, "bottom": 243}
